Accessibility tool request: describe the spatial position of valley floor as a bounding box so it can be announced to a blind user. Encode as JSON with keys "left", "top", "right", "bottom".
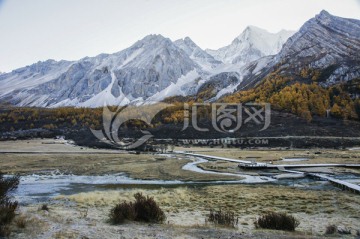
{"left": 1, "top": 139, "right": 360, "bottom": 238}
{"left": 9, "top": 184, "right": 360, "bottom": 239}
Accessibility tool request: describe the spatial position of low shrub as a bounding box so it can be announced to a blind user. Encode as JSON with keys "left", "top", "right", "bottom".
{"left": 109, "top": 193, "right": 165, "bottom": 224}
{"left": 109, "top": 201, "right": 136, "bottom": 224}
{"left": 133, "top": 193, "right": 166, "bottom": 223}
{"left": 325, "top": 224, "right": 337, "bottom": 234}
{"left": 207, "top": 209, "right": 238, "bottom": 228}
{"left": 0, "top": 173, "right": 19, "bottom": 201}
{"left": 0, "top": 172, "right": 20, "bottom": 237}
{"left": 0, "top": 225, "right": 11, "bottom": 238}
{"left": 40, "top": 204, "right": 49, "bottom": 211}
{"left": 254, "top": 211, "right": 299, "bottom": 231}
{"left": 15, "top": 216, "right": 27, "bottom": 229}
{"left": 0, "top": 201, "right": 18, "bottom": 225}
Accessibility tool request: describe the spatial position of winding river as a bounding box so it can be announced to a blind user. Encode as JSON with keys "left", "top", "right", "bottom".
{"left": 12, "top": 154, "right": 338, "bottom": 204}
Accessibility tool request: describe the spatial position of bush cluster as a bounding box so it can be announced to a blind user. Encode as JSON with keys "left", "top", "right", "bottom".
{"left": 325, "top": 224, "right": 337, "bottom": 234}
{"left": 109, "top": 193, "right": 166, "bottom": 224}
{"left": 254, "top": 211, "right": 299, "bottom": 231}
{"left": 207, "top": 209, "right": 238, "bottom": 228}
{"left": 0, "top": 172, "right": 19, "bottom": 237}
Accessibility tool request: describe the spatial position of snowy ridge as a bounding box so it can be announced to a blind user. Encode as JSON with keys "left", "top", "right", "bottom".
{"left": 0, "top": 60, "right": 73, "bottom": 96}
{"left": 206, "top": 26, "right": 294, "bottom": 65}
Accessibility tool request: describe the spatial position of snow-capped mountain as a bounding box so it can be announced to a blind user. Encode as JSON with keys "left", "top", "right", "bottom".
{"left": 0, "top": 35, "right": 204, "bottom": 107}
{"left": 174, "top": 37, "right": 222, "bottom": 71}
{"left": 3, "top": 29, "right": 292, "bottom": 108}
{"left": 237, "top": 10, "right": 360, "bottom": 90}
{"left": 206, "top": 26, "right": 294, "bottom": 65}
{"left": 2, "top": 10, "right": 357, "bottom": 108}
{"left": 0, "top": 25, "right": 297, "bottom": 108}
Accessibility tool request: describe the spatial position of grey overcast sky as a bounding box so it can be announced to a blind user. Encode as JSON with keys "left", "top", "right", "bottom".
{"left": 0, "top": 0, "right": 359, "bottom": 72}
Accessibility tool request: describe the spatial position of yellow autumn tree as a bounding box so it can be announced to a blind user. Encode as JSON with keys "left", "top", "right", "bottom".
{"left": 330, "top": 103, "right": 342, "bottom": 118}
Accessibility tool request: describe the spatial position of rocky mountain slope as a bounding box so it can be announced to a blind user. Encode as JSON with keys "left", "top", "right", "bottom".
{"left": 0, "top": 35, "right": 203, "bottom": 107}
{"left": 238, "top": 10, "right": 360, "bottom": 90}
{"left": 174, "top": 37, "right": 222, "bottom": 71}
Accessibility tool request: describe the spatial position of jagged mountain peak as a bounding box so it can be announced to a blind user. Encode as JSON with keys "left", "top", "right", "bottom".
{"left": 232, "top": 26, "right": 294, "bottom": 46}
{"left": 317, "top": 9, "right": 331, "bottom": 18}
{"left": 174, "top": 36, "right": 198, "bottom": 52}
{"left": 129, "top": 34, "right": 174, "bottom": 51}
{"left": 174, "top": 36, "right": 222, "bottom": 71}
{"left": 206, "top": 26, "right": 294, "bottom": 65}
{"left": 183, "top": 36, "right": 195, "bottom": 43}
{"left": 140, "top": 34, "right": 168, "bottom": 42}
{"left": 181, "top": 37, "right": 202, "bottom": 51}
{"left": 315, "top": 9, "right": 360, "bottom": 38}
{"left": 240, "top": 25, "right": 269, "bottom": 35}
{"left": 314, "top": 9, "right": 352, "bottom": 24}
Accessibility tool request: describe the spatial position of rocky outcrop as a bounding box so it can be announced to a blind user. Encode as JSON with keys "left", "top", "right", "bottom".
{"left": 277, "top": 10, "right": 360, "bottom": 84}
